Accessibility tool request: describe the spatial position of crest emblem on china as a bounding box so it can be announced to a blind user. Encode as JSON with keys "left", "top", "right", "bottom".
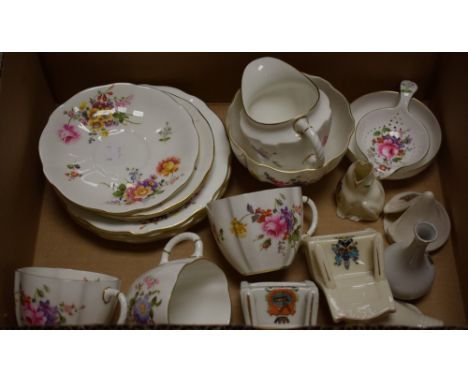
{"left": 332, "top": 237, "right": 360, "bottom": 270}
{"left": 266, "top": 288, "right": 298, "bottom": 322}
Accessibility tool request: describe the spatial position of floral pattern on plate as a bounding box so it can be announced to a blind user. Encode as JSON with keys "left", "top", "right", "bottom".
{"left": 366, "top": 120, "right": 414, "bottom": 173}
{"left": 60, "top": 85, "right": 138, "bottom": 144}
{"left": 332, "top": 237, "right": 360, "bottom": 270}
{"left": 18, "top": 284, "right": 84, "bottom": 326}
{"left": 127, "top": 275, "right": 162, "bottom": 325}
{"left": 65, "top": 163, "right": 82, "bottom": 181}
{"left": 229, "top": 193, "right": 302, "bottom": 255}
{"left": 110, "top": 157, "right": 182, "bottom": 205}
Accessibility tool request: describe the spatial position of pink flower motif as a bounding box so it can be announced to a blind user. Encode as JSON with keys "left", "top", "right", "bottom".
{"left": 377, "top": 139, "right": 399, "bottom": 160}
{"left": 58, "top": 124, "right": 81, "bottom": 144}
{"left": 23, "top": 307, "right": 46, "bottom": 326}
{"left": 144, "top": 276, "right": 159, "bottom": 289}
{"left": 262, "top": 214, "right": 288, "bottom": 238}
{"left": 115, "top": 95, "right": 134, "bottom": 108}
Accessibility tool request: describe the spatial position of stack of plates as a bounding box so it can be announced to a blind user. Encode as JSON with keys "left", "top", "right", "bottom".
{"left": 39, "top": 84, "right": 231, "bottom": 243}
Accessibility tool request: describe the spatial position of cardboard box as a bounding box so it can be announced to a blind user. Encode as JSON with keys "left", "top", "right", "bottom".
{"left": 1, "top": 53, "right": 467, "bottom": 327}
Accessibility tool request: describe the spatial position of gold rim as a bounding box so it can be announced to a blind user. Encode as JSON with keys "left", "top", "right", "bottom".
{"left": 226, "top": 74, "right": 355, "bottom": 175}
{"left": 242, "top": 75, "right": 321, "bottom": 126}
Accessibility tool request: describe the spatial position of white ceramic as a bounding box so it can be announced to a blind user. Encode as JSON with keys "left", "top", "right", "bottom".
{"left": 349, "top": 90, "right": 442, "bottom": 180}
{"left": 39, "top": 83, "right": 199, "bottom": 216}
{"left": 241, "top": 57, "right": 331, "bottom": 168}
{"left": 336, "top": 160, "right": 385, "bottom": 221}
{"left": 126, "top": 91, "right": 215, "bottom": 220}
{"left": 385, "top": 221, "right": 437, "bottom": 300}
{"left": 125, "top": 232, "right": 231, "bottom": 325}
{"left": 15, "top": 267, "right": 127, "bottom": 327}
{"left": 356, "top": 81, "right": 430, "bottom": 178}
{"left": 368, "top": 301, "right": 443, "bottom": 328}
{"left": 207, "top": 187, "right": 318, "bottom": 275}
{"left": 226, "top": 75, "right": 355, "bottom": 185}
{"left": 240, "top": 281, "right": 319, "bottom": 328}
{"left": 385, "top": 191, "right": 451, "bottom": 251}
{"left": 304, "top": 229, "right": 395, "bottom": 323}
{"left": 383, "top": 191, "right": 420, "bottom": 214}
{"left": 64, "top": 86, "right": 231, "bottom": 242}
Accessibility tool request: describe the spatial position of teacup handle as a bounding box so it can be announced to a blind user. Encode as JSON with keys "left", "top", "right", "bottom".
{"left": 103, "top": 288, "right": 128, "bottom": 325}
{"left": 160, "top": 232, "right": 203, "bottom": 265}
{"left": 293, "top": 117, "right": 325, "bottom": 168}
{"left": 302, "top": 196, "right": 318, "bottom": 238}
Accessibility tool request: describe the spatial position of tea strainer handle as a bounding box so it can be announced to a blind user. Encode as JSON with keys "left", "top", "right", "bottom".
{"left": 160, "top": 232, "right": 203, "bottom": 265}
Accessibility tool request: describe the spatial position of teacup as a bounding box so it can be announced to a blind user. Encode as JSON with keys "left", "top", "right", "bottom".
{"left": 14, "top": 267, "right": 126, "bottom": 327}
{"left": 207, "top": 187, "right": 318, "bottom": 275}
{"left": 126, "top": 232, "right": 231, "bottom": 325}
{"left": 240, "top": 280, "right": 319, "bottom": 328}
{"left": 240, "top": 57, "right": 332, "bottom": 169}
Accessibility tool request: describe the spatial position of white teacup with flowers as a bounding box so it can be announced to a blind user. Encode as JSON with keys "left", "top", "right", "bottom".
{"left": 207, "top": 187, "right": 318, "bottom": 275}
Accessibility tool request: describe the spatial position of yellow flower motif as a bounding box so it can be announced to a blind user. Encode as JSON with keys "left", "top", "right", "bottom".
{"left": 230, "top": 218, "right": 247, "bottom": 238}
{"left": 88, "top": 108, "right": 113, "bottom": 129}
{"left": 157, "top": 157, "right": 180, "bottom": 177}
{"left": 134, "top": 185, "right": 152, "bottom": 199}
{"left": 79, "top": 101, "right": 88, "bottom": 110}
{"left": 99, "top": 128, "right": 109, "bottom": 137}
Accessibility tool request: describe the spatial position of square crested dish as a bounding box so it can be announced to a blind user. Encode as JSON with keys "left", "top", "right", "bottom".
{"left": 304, "top": 228, "right": 395, "bottom": 323}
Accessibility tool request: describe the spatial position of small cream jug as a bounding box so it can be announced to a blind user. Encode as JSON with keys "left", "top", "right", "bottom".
{"left": 240, "top": 57, "right": 332, "bottom": 169}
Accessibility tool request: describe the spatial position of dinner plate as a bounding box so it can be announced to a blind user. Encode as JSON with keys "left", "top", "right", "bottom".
{"left": 39, "top": 83, "right": 199, "bottom": 215}
{"left": 66, "top": 86, "right": 231, "bottom": 241}
{"left": 348, "top": 91, "right": 441, "bottom": 180}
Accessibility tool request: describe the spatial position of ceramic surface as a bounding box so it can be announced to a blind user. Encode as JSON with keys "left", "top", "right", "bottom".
{"left": 39, "top": 83, "right": 199, "bottom": 215}
{"left": 336, "top": 160, "right": 385, "bottom": 221}
{"left": 304, "top": 229, "right": 395, "bottom": 322}
{"left": 354, "top": 302, "right": 443, "bottom": 328}
{"left": 65, "top": 86, "right": 231, "bottom": 242}
{"left": 226, "top": 75, "right": 355, "bottom": 185}
{"left": 385, "top": 191, "right": 451, "bottom": 251}
{"left": 356, "top": 81, "right": 429, "bottom": 178}
{"left": 241, "top": 57, "right": 330, "bottom": 168}
{"left": 126, "top": 91, "right": 215, "bottom": 220}
{"left": 385, "top": 222, "right": 437, "bottom": 300}
{"left": 349, "top": 91, "right": 442, "bottom": 180}
{"left": 125, "top": 232, "right": 231, "bottom": 325}
{"left": 240, "top": 280, "right": 319, "bottom": 328}
{"left": 15, "top": 267, "right": 126, "bottom": 327}
{"left": 207, "top": 187, "right": 318, "bottom": 275}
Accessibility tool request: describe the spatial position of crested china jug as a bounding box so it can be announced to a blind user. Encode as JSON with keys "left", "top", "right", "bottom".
{"left": 384, "top": 221, "right": 437, "bottom": 300}
{"left": 336, "top": 160, "right": 385, "bottom": 221}
{"left": 240, "top": 57, "right": 332, "bottom": 169}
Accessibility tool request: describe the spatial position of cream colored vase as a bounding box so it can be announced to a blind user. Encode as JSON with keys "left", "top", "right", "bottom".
{"left": 336, "top": 160, "right": 385, "bottom": 222}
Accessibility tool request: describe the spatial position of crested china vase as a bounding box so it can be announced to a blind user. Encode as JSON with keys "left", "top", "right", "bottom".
{"left": 384, "top": 221, "right": 438, "bottom": 300}
{"left": 335, "top": 160, "right": 384, "bottom": 222}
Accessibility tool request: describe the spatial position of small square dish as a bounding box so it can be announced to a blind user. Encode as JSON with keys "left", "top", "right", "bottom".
{"left": 304, "top": 229, "right": 395, "bottom": 323}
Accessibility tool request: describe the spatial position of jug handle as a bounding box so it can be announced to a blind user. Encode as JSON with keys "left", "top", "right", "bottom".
{"left": 293, "top": 117, "right": 325, "bottom": 168}
{"left": 103, "top": 288, "right": 128, "bottom": 325}
{"left": 160, "top": 232, "right": 203, "bottom": 265}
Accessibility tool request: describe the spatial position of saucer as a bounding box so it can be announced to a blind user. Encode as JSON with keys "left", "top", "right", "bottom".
{"left": 66, "top": 86, "right": 231, "bottom": 242}
{"left": 122, "top": 90, "right": 215, "bottom": 220}
{"left": 39, "top": 83, "right": 199, "bottom": 215}
{"left": 349, "top": 91, "right": 441, "bottom": 180}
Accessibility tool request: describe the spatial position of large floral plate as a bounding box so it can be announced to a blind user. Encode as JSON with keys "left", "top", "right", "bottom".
{"left": 65, "top": 86, "right": 231, "bottom": 242}
{"left": 125, "top": 90, "right": 215, "bottom": 220}
{"left": 39, "top": 83, "right": 199, "bottom": 215}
